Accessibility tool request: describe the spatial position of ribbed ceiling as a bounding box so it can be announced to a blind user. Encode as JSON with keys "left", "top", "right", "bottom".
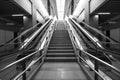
{"left": 0, "top": 0, "right": 28, "bottom": 15}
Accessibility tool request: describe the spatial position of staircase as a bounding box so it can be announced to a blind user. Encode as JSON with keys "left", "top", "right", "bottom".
{"left": 45, "top": 21, "right": 76, "bottom": 62}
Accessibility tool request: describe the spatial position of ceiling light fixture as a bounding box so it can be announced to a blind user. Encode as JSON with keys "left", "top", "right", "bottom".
{"left": 12, "top": 14, "right": 24, "bottom": 17}
{"left": 6, "top": 23, "right": 15, "bottom": 25}
{"left": 97, "top": 12, "right": 111, "bottom": 15}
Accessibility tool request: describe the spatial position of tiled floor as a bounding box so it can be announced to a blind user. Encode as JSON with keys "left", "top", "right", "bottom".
{"left": 32, "top": 62, "right": 88, "bottom": 80}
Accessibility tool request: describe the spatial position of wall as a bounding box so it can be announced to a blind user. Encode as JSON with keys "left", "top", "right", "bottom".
{"left": 33, "top": 0, "right": 49, "bottom": 18}
{"left": 110, "top": 29, "right": 120, "bottom": 41}
{"left": 49, "top": 0, "right": 58, "bottom": 16}
{"left": 73, "top": 0, "right": 87, "bottom": 17}
{"left": 41, "top": 0, "right": 48, "bottom": 11}
{"left": 90, "top": 0, "right": 107, "bottom": 13}
{"left": 0, "top": 30, "right": 14, "bottom": 52}
{"left": 36, "top": 11, "right": 45, "bottom": 23}
{"left": 73, "top": 0, "right": 107, "bottom": 23}
{"left": 64, "top": 0, "right": 72, "bottom": 16}
{"left": 74, "top": 0, "right": 80, "bottom": 10}
{"left": 13, "top": 0, "right": 48, "bottom": 23}
{"left": 77, "top": 10, "right": 85, "bottom": 22}
{"left": 13, "top": 0, "right": 32, "bottom": 14}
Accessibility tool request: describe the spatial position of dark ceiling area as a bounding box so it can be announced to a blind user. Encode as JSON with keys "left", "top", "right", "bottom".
{"left": 0, "top": 0, "right": 30, "bottom": 32}
{"left": 97, "top": 0, "right": 120, "bottom": 13}
{"left": 93, "top": 0, "right": 120, "bottom": 30}
{"left": 0, "top": 0, "right": 28, "bottom": 15}
{"left": 3, "top": 16, "right": 23, "bottom": 25}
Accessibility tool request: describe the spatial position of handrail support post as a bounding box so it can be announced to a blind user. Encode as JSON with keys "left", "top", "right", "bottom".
{"left": 95, "top": 43, "right": 99, "bottom": 80}
{"left": 22, "top": 60, "right": 26, "bottom": 80}
{"left": 95, "top": 60, "right": 99, "bottom": 80}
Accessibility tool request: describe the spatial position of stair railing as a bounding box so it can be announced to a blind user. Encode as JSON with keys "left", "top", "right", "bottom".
{"left": 0, "top": 18, "right": 52, "bottom": 57}
{"left": 0, "top": 19, "right": 56, "bottom": 80}
{"left": 0, "top": 19, "right": 50, "bottom": 48}
{"left": 66, "top": 19, "right": 120, "bottom": 80}
{"left": 69, "top": 18, "right": 120, "bottom": 67}
{"left": 70, "top": 18, "right": 120, "bottom": 65}
{"left": 69, "top": 19, "right": 114, "bottom": 64}
{"left": 19, "top": 19, "right": 53, "bottom": 50}
{"left": 13, "top": 19, "right": 56, "bottom": 80}
{"left": 81, "top": 21, "right": 120, "bottom": 44}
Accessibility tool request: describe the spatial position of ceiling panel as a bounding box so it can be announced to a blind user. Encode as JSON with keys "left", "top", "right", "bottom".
{"left": 0, "top": 0, "right": 28, "bottom": 15}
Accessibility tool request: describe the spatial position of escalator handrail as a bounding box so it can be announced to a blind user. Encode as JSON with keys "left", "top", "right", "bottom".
{"left": 70, "top": 18, "right": 120, "bottom": 63}
{"left": 66, "top": 19, "right": 120, "bottom": 78}
{"left": 13, "top": 52, "right": 45, "bottom": 80}
{"left": 0, "top": 19, "right": 55, "bottom": 73}
{"left": 0, "top": 22, "right": 41, "bottom": 47}
{"left": 66, "top": 21, "right": 106, "bottom": 80}
{"left": 81, "top": 21, "right": 120, "bottom": 44}
{"left": 0, "top": 50, "right": 39, "bottom": 73}
{"left": 0, "top": 19, "right": 50, "bottom": 48}
{"left": 20, "top": 19, "right": 53, "bottom": 51}
{"left": 70, "top": 18, "right": 120, "bottom": 55}
{"left": 69, "top": 18, "right": 103, "bottom": 48}
{"left": 19, "top": 19, "right": 52, "bottom": 50}
{"left": 13, "top": 19, "right": 56, "bottom": 80}
{"left": 69, "top": 19, "right": 116, "bottom": 62}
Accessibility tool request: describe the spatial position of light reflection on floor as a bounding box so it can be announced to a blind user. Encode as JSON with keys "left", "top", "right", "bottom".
{"left": 33, "top": 62, "right": 88, "bottom": 80}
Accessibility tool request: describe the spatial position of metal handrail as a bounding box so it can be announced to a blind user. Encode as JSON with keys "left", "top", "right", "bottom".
{"left": 69, "top": 20, "right": 114, "bottom": 62}
{"left": 81, "top": 21, "right": 120, "bottom": 44}
{"left": 69, "top": 19, "right": 120, "bottom": 73}
{"left": 70, "top": 18, "right": 120, "bottom": 62}
{"left": 66, "top": 19, "right": 120, "bottom": 80}
{"left": 19, "top": 19, "right": 52, "bottom": 50}
{"left": 0, "top": 19, "right": 55, "bottom": 73}
{"left": 0, "top": 19, "right": 51, "bottom": 48}
{"left": 69, "top": 18, "right": 104, "bottom": 49}
{"left": 13, "top": 19, "right": 55, "bottom": 80}
{"left": 13, "top": 52, "right": 45, "bottom": 80}
{"left": 0, "top": 50, "right": 39, "bottom": 73}
{"left": 66, "top": 19, "right": 105, "bottom": 80}
{"left": 20, "top": 19, "right": 52, "bottom": 51}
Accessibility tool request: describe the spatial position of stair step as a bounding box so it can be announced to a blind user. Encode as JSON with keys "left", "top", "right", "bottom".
{"left": 49, "top": 44, "right": 72, "bottom": 47}
{"left": 48, "top": 47, "right": 73, "bottom": 50}
{"left": 50, "top": 42, "right": 71, "bottom": 44}
{"left": 45, "top": 57, "right": 77, "bottom": 62}
{"left": 46, "top": 29, "right": 76, "bottom": 62}
{"left": 51, "top": 37, "right": 70, "bottom": 38}
{"left": 50, "top": 40, "right": 71, "bottom": 41}
{"left": 47, "top": 50, "right": 74, "bottom": 53}
{"left": 46, "top": 53, "right": 75, "bottom": 57}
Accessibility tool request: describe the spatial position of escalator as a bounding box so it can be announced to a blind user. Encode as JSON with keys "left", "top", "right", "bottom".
{"left": 68, "top": 18, "right": 120, "bottom": 80}
{"left": 0, "top": 19, "right": 53, "bottom": 80}
{"left": 30, "top": 21, "right": 89, "bottom": 80}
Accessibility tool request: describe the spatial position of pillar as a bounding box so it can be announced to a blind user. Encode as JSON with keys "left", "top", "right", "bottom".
{"left": 23, "top": 16, "right": 32, "bottom": 29}
{"left": 85, "top": 0, "right": 90, "bottom": 24}
{"left": 31, "top": 3, "right": 37, "bottom": 26}
{"left": 14, "top": 32, "right": 18, "bottom": 48}
{"left": 47, "top": 0, "right": 51, "bottom": 15}
{"left": 106, "top": 30, "right": 110, "bottom": 48}
{"left": 71, "top": 0, "right": 74, "bottom": 15}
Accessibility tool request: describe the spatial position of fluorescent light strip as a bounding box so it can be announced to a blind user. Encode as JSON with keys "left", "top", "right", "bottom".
{"left": 98, "top": 12, "right": 111, "bottom": 15}
{"left": 12, "top": 14, "right": 24, "bottom": 17}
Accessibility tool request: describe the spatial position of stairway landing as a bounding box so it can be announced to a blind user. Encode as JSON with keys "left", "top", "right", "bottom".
{"left": 32, "top": 63, "right": 88, "bottom": 80}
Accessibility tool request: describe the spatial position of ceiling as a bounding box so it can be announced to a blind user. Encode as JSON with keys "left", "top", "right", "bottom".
{"left": 0, "top": 0, "right": 28, "bottom": 15}
{"left": 0, "top": 0, "right": 29, "bottom": 32}
{"left": 93, "top": 0, "right": 120, "bottom": 30}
